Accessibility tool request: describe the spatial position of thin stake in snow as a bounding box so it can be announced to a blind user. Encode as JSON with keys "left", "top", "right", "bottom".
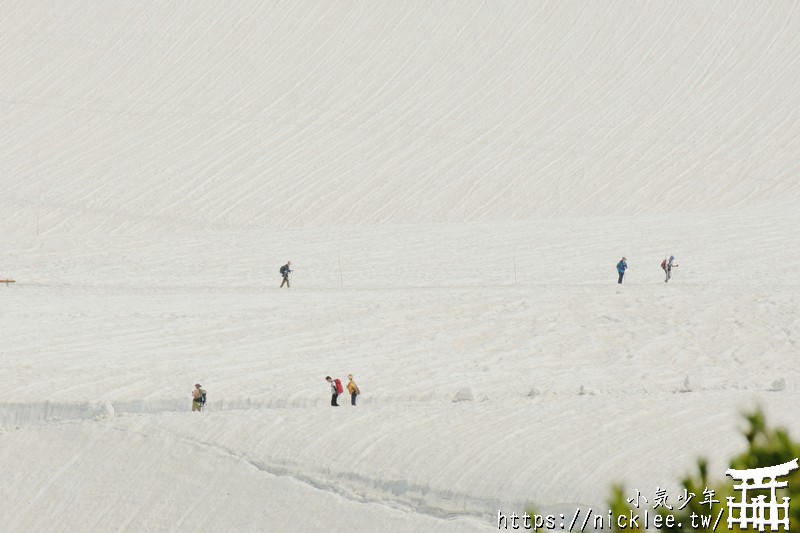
{"left": 513, "top": 253, "right": 517, "bottom": 285}
{"left": 338, "top": 251, "right": 344, "bottom": 289}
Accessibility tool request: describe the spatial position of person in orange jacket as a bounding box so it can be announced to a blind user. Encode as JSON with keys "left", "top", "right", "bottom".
{"left": 346, "top": 374, "right": 360, "bottom": 406}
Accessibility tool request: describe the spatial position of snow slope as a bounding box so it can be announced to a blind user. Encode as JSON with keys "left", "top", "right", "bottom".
{"left": 1, "top": 1, "right": 799, "bottom": 532}
{"left": 1, "top": 1, "right": 799, "bottom": 233}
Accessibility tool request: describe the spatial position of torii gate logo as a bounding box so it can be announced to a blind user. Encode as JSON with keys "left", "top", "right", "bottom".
{"left": 726, "top": 458, "right": 799, "bottom": 531}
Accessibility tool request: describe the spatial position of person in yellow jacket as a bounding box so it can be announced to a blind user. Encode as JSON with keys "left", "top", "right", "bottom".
{"left": 346, "top": 374, "right": 360, "bottom": 406}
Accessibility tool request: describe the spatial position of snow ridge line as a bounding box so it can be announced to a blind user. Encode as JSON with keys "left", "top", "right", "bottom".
{"left": 2, "top": 379, "right": 788, "bottom": 429}
{"left": 237, "top": 450, "right": 492, "bottom": 522}
{"left": 0, "top": 399, "right": 350, "bottom": 429}
{"left": 0, "top": 397, "right": 439, "bottom": 429}
{"left": 111, "top": 423, "right": 497, "bottom": 524}
{"left": 0, "top": 399, "right": 222, "bottom": 429}
{"left": 0, "top": 400, "right": 117, "bottom": 429}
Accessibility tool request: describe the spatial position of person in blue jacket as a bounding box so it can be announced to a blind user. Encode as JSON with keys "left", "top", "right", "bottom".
{"left": 616, "top": 257, "right": 628, "bottom": 284}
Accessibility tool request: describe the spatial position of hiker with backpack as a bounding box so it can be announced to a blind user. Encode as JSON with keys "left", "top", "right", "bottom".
{"left": 192, "top": 383, "right": 207, "bottom": 412}
{"left": 279, "top": 261, "right": 292, "bottom": 288}
{"left": 326, "top": 376, "right": 343, "bottom": 407}
{"left": 346, "top": 374, "right": 360, "bottom": 406}
{"left": 662, "top": 255, "right": 677, "bottom": 282}
{"left": 616, "top": 257, "right": 628, "bottom": 284}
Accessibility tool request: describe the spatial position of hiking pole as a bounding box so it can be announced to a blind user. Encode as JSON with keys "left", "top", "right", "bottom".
{"left": 338, "top": 251, "right": 344, "bottom": 289}
{"left": 513, "top": 253, "right": 517, "bottom": 285}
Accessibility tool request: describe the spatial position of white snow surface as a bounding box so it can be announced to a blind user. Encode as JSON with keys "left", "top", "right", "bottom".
{"left": 2, "top": 1, "right": 800, "bottom": 532}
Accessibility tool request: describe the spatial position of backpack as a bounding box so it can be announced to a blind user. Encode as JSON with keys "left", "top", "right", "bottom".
{"left": 334, "top": 378, "right": 344, "bottom": 394}
{"left": 661, "top": 259, "right": 667, "bottom": 270}
{"left": 279, "top": 265, "right": 286, "bottom": 275}
{"left": 197, "top": 390, "right": 206, "bottom": 405}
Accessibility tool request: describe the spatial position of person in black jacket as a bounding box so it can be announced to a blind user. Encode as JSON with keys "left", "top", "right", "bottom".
{"left": 279, "top": 261, "right": 292, "bottom": 288}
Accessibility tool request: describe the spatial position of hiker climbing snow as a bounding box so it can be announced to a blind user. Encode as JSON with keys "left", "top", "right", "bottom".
{"left": 279, "top": 261, "right": 292, "bottom": 288}
{"left": 192, "top": 383, "right": 207, "bottom": 412}
{"left": 326, "top": 376, "right": 343, "bottom": 406}
{"left": 616, "top": 257, "right": 628, "bottom": 284}
{"left": 662, "top": 255, "right": 678, "bottom": 282}
{"left": 347, "top": 374, "right": 360, "bottom": 406}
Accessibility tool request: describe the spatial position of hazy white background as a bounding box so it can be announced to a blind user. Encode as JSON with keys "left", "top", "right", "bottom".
{"left": 1, "top": 1, "right": 799, "bottom": 531}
